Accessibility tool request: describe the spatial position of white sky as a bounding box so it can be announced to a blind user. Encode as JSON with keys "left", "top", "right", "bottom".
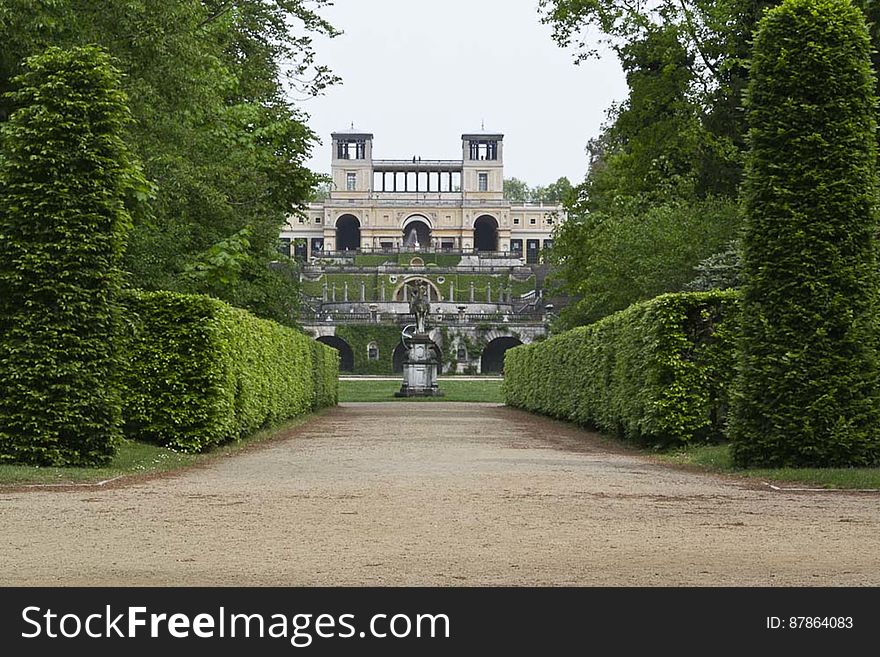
{"left": 294, "top": 0, "right": 628, "bottom": 187}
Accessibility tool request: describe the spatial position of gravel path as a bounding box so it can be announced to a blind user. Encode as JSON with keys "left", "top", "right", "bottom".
{"left": 2, "top": 402, "right": 879, "bottom": 585}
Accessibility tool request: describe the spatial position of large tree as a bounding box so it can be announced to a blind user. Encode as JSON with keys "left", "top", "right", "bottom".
{"left": 0, "top": 1, "right": 338, "bottom": 325}
{"left": 729, "top": 0, "right": 880, "bottom": 467}
{"left": 547, "top": 197, "right": 740, "bottom": 327}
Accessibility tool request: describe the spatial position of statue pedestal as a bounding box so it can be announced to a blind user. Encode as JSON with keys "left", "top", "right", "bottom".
{"left": 395, "top": 333, "right": 443, "bottom": 397}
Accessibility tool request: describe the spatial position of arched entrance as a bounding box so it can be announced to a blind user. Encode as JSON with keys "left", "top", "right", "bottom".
{"left": 393, "top": 277, "right": 443, "bottom": 302}
{"left": 392, "top": 341, "right": 408, "bottom": 373}
{"left": 316, "top": 336, "right": 354, "bottom": 372}
{"left": 474, "top": 215, "right": 498, "bottom": 252}
{"left": 402, "top": 216, "right": 431, "bottom": 250}
{"left": 480, "top": 336, "right": 522, "bottom": 374}
{"left": 335, "top": 214, "right": 360, "bottom": 252}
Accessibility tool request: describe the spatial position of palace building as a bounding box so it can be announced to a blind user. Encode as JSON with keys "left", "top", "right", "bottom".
{"left": 287, "top": 129, "right": 566, "bottom": 375}
{"left": 281, "top": 129, "right": 564, "bottom": 262}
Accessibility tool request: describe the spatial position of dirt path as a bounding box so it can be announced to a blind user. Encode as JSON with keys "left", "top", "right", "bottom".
{"left": 2, "top": 403, "right": 879, "bottom": 585}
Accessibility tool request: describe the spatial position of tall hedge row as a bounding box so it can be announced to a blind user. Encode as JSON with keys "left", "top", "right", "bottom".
{"left": 730, "top": 0, "right": 880, "bottom": 467}
{"left": 121, "top": 291, "right": 337, "bottom": 452}
{"left": 503, "top": 291, "right": 738, "bottom": 446}
{"left": 0, "top": 47, "right": 138, "bottom": 466}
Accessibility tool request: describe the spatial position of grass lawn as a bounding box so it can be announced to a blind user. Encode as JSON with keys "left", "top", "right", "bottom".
{"left": 0, "top": 415, "right": 315, "bottom": 487}
{"left": 657, "top": 443, "right": 880, "bottom": 490}
{"left": 339, "top": 378, "right": 503, "bottom": 403}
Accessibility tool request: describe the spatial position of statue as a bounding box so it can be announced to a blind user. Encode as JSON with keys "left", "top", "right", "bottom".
{"left": 396, "top": 281, "right": 442, "bottom": 397}
{"left": 409, "top": 282, "right": 430, "bottom": 334}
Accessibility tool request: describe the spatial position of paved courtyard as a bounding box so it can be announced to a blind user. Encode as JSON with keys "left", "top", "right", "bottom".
{"left": 2, "top": 403, "right": 879, "bottom": 585}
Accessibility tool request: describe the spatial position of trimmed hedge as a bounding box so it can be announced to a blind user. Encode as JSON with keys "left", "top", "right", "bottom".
{"left": 730, "top": 0, "right": 880, "bottom": 467}
{"left": 503, "top": 291, "right": 738, "bottom": 445}
{"left": 0, "top": 47, "right": 139, "bottom": 466}
{"left": 121, "top": 291, "right": 337, "bottom": 452}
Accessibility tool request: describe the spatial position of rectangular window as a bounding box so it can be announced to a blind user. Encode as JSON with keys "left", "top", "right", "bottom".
{"left": 510, "top": 239, "right": 523, "bottom": 254}
{"left": 529, "top": 217, "right": 537, "bottom": 225}
{"left": 316, "top": 216, "right": 322, "bottom": 224}
{"left": 513, "top": 217, "right": 520, "bottom": 225}
{"left": 346, "top": 172, "right": 357, "bottom": 190}
{"left": 526, "top": 239, "right": 539, "bottom": 264}
{"left": 298, "top": 216, "right": 305, "bottom": 224}
{"left": 278, "top": 238, "right": 291, "bottom": 257}
{"left": 293, "top": 238, "right": 308, "bottom": 260}
{"left": 547, "top": 217, "right": 554, "bottom": 225}
{"left": 478, "top": 172, "right": 488, "bottom": 192}
{"left": 311, "top": 238, "right": 324, "bottom": 256}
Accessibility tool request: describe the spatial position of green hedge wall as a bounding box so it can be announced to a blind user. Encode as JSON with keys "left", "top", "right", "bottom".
{"left": 730, "top": 0, "right": 880, "bottom": 467}
{"left": 503, "top": 291, "right": 738, "bottom": 446}
{"left": 0, "top": 47, "right": 139, "bottom": 466}
{"left": 121, "top": 291, "right": 337, "bottom": 452}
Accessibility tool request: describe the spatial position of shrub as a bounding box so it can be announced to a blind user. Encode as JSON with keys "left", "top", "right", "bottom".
{"left": 121, "top": 291, "right": 337, "bottom": 452}
{"left": 0, "top": 46, "right": 140, "bottom": 466}
{"left": 729, "top": 0, "right": 880, "bottom": 467}
{"left": 503, "top": 291, "right": 738, "bottom": 446}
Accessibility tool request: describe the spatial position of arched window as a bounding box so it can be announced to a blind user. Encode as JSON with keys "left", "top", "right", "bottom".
{"left": 457, "top": 345, "right": 467, "bottom": 362}
{"left": 367, "top": 341, "right": 379, "bottom": 361}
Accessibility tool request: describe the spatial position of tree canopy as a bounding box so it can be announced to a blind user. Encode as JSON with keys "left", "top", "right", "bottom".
{"left": 503, "top": 176, "right": 573, "bottom": 204}
{"left": 0, "top": 0, "right": 339, "bottom": 325}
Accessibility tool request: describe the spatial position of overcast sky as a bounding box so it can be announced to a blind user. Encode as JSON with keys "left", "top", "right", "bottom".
{"left": 294, "top": 0, "right": 628, "bottom": 187}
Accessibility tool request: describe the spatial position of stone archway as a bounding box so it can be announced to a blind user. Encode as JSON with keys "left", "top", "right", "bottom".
{"left": 335, "top": 214, "right": 360, "bottom": 252}
{"left": 392, "top": 341, "right": 408, "bottom": 373}
{"left": 474, "top": 215, "right": 498, "bottom": 252}
{"left": 480, "top": 336, "right": 523, "bottom": 374}
{"left": 393, "top": 277, "right": 443, "bottom": 302}
{"left": 316, "top": 335, "right": 354, "bottom": 372}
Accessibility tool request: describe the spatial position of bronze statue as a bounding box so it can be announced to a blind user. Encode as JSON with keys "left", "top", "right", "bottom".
{"left": 409, "top": 282, "right": 430, "bottom": 334}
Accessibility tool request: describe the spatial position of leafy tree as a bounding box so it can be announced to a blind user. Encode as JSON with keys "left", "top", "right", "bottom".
{"left": 729, "top": 0, "right": 880, "bottom": 467}
{"left": 533, "top": 177, "right": 575, "bottom": 204}
{"left": 503, "top": 176, "right": 573, "bottom": 204}
{"left": 0, "top": 1, "right": 338, "bottom": 325}
{"left": 503, "top": 177, "right": 531, "bottom": 202}
{"left": 685, "top": 241, "right": 742, "bottom": 291}
{"left": 0, "top": 46, "right": 144, "bottom": 465}
{"left": 547, "top": 197, "right": 741, "bottom": 328}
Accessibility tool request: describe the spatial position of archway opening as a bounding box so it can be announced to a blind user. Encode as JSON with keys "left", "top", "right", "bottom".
{"left": 480, "top": 336, "right": 523, "bottom": 374}
{"left": 392, "top": 341, "right": 407, "bottom": 373}
{"left": 474, "top": 215, "right": 498, "bottom": 252}
{"left": 335, "top": 214, "right": 360, "bottom": 252}
{"left": 393, "top": 277, "right": 442, "bottom": 302}
{"left": 402, "top": 218, "right": 431, "bottom": 250}
{"left": 316, "top": 336, "right": 354, "bottom": 372}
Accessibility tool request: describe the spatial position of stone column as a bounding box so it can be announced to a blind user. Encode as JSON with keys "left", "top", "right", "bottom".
{"left": 469, "top": 281, "right": 475, "bottom": 302}
{"left": 343, "top": 281, "right": 349, "bottom": 302}
{"left": 486, "top": 282, "right": 492, "bottom": 302}
{"left": 322, "top": 281, "right": 328, "bottom": 302}
{"left": 331, "top": 283, "right": 336, "bottom": 302}
{"left": 449, "top": 281, "right": 455, "bottom": 303}
{"left": 360, "top": 281, "right": 365, "bottom": 302}
{"left": 403, "top": 284, "right": 408, "bottom": 302}
{"left": 380, "top": 284, "right": 386, "bottom": 302}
